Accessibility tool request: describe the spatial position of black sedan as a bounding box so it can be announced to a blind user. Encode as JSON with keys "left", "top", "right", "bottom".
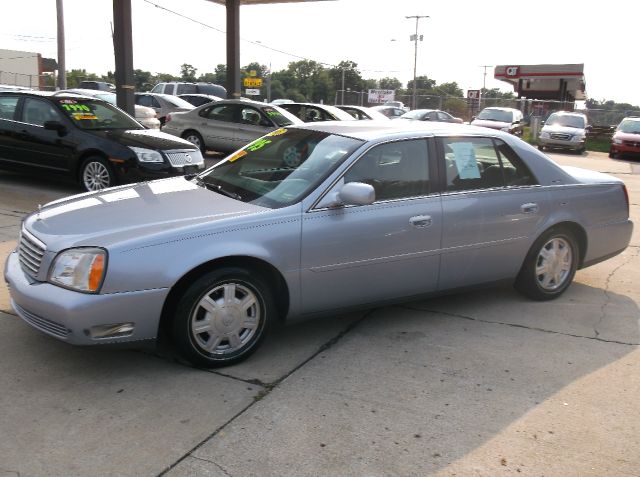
{"left": 0, "top": 91, "right": 204, "bottom": 191}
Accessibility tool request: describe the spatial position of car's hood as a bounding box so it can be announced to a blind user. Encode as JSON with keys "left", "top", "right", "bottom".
{"left": 134, "top": 104, "right": 157, "bottom": 119}
{"left": 614, "top": 131, "right": 640, "bottom": 142}
{"left": 541, "top": 125, "right": 584, "bottom": 135}
{"left": 24, "top": 178, "right": 269, "bottom": 252}
{"left": 470, "top": 119, "right": 510, "bottom": 129}
{"left": 88, "top": 128, "right": 195, "bottom": 150}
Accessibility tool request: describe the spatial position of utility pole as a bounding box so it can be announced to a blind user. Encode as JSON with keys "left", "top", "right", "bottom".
{"left": 406, "top": 15, "right": 428, "bottom": 110}
{"left": 479, "top": 65, "right": 493, "bottom": 108}
{"left": 56, "top": 0, "right": 66, "bottom": 90}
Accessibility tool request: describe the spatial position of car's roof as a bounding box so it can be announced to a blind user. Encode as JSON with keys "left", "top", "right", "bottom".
{"left": 0, "top": 90, "right": 99, "bottom": 100}
{"left": 482, "top": 107, "right": 520, "bottom": 112}
{"left": 549, "top": 111, "right": 586, "bottom": 117}
{"left": 622, "top": 116, "right": 640, "bottom": 122}
{"left": 289, "top": 120, "right": 501, "bottom": 141}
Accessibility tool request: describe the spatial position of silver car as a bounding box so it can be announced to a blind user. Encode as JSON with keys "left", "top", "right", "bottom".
{"left": 161, "top": 99, "right": 303, "bottom": 153}
{"left": 538, "top": 111, "right": 589, "bottom": 153}
{"left": 4, "top": 122, "right": 633, "bottom": 367}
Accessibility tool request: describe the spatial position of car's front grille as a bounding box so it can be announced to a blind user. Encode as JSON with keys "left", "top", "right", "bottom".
{"left": 550, "top": 133, "right": 572, "bottom": 140}
{"left": 165, "top": 150, "right": 204, "bottom": 167}
{"left": 623, "top": 140, "right": 640, "bottom": 148}
{"left": 14, "top": 303, "right": 70, "bottom": 339}
{"left": 19, "top": 229, "right": 46, "bottom": 278}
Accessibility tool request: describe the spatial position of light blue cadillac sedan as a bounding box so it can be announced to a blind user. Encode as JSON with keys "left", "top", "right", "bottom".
{"left": 4, "top": 121, "right": 633, "bottom": 367}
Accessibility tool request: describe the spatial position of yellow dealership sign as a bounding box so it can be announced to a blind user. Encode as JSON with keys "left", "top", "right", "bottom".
{"left": 243, "top": 77, "right": 263, "bottom": 88}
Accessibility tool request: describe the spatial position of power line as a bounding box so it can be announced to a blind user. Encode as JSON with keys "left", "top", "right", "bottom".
{"left": 141, "top": 0, "right": 398, "bottom": 74}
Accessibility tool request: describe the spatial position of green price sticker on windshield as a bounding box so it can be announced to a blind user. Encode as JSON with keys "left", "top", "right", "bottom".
{"left": 62, "top": 104, "right": 91, "bottom": 112}
{"left": 245, "top": 138, "right": 272, "bottom": 152}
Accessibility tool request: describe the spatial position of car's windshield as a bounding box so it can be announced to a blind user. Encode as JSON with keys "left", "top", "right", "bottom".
{"left": 618, "top": 120, "right": 640, "bottom": 134}
{"left": 261, "top": 106, "right": 298, "bottom": 127}
{"left": 162, "top": 95, "right": 195, "bottom": 108}
{"left": 55, "top": 98, "right": 142, "bottom": 130}
{"left": 197, "top": 128, "right": 364, "bottom": 208}
{"left": 477, "top": 109, "right": 513, "bottom": 122}
{"left": 546, "top": 113, "right": 586, "bottom": 129}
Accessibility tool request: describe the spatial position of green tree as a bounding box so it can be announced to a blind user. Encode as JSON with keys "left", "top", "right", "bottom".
{"left": 133, "top": 69, "right": 153, "bottom": 91}
{"left": 436, "top": 81, "right": 463, "bottom": 98}
{"left": 214, "top": 64, "right": 227, "bottom": 85}
{"left": 379, "top": 77, "right": 403, "bottom": 90}
{"left": 180, "top": 63, "right": 197, "bottom": 82}
{"left": 66, "top": 69, "right": 99, "bottom": 87}
{"left": 407, "top": 75, "right": 436, "bottom": 92}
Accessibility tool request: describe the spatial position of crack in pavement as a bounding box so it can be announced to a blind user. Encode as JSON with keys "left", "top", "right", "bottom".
{"left": 189, "top": 455, "right": 233, "bottom": 477}
{"left": 156, "top": 309, "right": 375, "bottom": 476}
{"left": 396, "top": 305, "right": 640, "bottom": 347}
{"left": 595, "top": 247, "right": 640, "bottom": 338}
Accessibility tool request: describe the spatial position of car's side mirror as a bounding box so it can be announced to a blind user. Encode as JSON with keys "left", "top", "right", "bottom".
{"left": 470, "top": 116, "right": 476, "bottom": 121}
{"left": 338, "top": 182, "right": 375, "bottom": 206}
{"left": 44, "top": 120, "right": 67, "bottom": 136}
{"left": 316, "top": 181, "right": 376, "bottom": 208}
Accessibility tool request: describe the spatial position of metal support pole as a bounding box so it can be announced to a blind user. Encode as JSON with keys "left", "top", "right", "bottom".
{"left": 341, "top": 68, "right": 345, "bottom": 105}
{"left": 226, "top": 0, "right": 241, "bottom": 99}
{"left": 112, "top": 0, "right": 135, "bottom": 115}
{"left": 56, "top": 0, "right": 66, "bottom": 90}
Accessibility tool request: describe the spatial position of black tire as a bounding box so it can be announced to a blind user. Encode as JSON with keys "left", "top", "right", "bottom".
{"left": 80, "top": 156, "right": 116, "bottom": 192}
{"left": 515, "top": 228, "right": 579, "bottom": 301}
{"left": 608, "top": 149, "right": 616, "bottom": 159}
{"left": 172, "top": 267, "right": 275, "bottom": 367}
{"left": 537, "top": 144, "right": 544, "bottom": 151}
{"left": 182, "top": 130, "right": 205, "bottom": 154}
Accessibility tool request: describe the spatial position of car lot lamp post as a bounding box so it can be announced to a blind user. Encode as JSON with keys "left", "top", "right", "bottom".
{"left": 406, "top": 15, "right": 428, "bottom": 110}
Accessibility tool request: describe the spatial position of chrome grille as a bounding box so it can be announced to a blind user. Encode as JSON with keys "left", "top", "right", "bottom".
{"left": 165, "top": 150, "right": 204, "bottom": 167}
{"left": 550, "top": 133, "right": 572, "bottom": 140}
{"left": 14, "top": 303, "right": 70, "bottom": 339}
{"left": 19, "top": 229, "right": 46, "bottom": 277}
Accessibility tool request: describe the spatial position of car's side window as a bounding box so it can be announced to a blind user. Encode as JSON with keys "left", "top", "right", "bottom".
{"left": 151, "top": 97, "right": 162, "bottom": 109}
{"left": 437, "top": 112, "right": 451, "bottom": 121}
{"left": 240, "top": 107, "right": 265, "bottom": 126}
{"left": 344, "top": 139, "right": 430, "bottom": 201}
{"left": 0, "top": 97, "right": 19, "bottom": 120}
{"left": 493, "top": 139, "right": 537, "bottom": 186}
{"left": 136, "top": 95, "right": 151, "bottom": 107}
{"left": 443, "top": 137, "right": 537, "bottom": 191}
{"left": 443, "top": 137, "right": 503, "bottom": 191}
{"left": 22, "top": 98, "right": 62, "bottom": 126}
{"left": 207, "top": 105, "right": 237, "bottom": 123}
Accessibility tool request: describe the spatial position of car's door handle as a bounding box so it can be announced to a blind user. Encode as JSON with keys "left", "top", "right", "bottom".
{"left": 409, "top": 215, "right": 432, "bottom": 228}
{"left": 521, "top": 202, "right": 539, "bottom": 214}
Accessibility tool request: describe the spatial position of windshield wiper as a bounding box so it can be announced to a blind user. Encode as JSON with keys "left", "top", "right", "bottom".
{"left": 195, "top": 177, "right": 242, "bottom": 200}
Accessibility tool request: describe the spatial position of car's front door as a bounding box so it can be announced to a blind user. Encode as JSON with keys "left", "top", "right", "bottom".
{"left": 300, "top": 138, "right": 442, "bottom": 313}
{"left": 437, "top": 136, "right": 546, "bottom": 290}
{"left": 234, "top": 106, "right": 273, "bottom": 146}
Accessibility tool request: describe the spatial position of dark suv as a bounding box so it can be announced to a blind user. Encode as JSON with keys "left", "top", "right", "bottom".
{"left": 0, "top": 91, "right": 204, "bottom": 191}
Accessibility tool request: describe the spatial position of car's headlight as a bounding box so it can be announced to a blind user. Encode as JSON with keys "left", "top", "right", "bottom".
{"left": 540, "top": 131, "right": 550, "bottom": 139}
{"left": 572, "top": 135, "right": 586, "bottom": 142}
{"left": 130, "top": 146, "right": 164, "bottom": 163}
{"left": 49, "top": 248, "right": 107, "bottom": 293}
{"left": 613, "top": 138, "right": 623, "bottom": 145}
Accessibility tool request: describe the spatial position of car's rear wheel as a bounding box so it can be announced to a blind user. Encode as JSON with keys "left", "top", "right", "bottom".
{"left": 172, "top": 267, "right": 275, "bottom": 367}
{"left": 80, "top": 156, "right": 116, "bottom": 192}
{"left": 515, "top": 228, "right": 578, "bottom": 301}
{"left": 538, "top": 144, "right": 544, "bottom": 151}
{"left": 183, "top": 131, "right": 205, "bottom": 154}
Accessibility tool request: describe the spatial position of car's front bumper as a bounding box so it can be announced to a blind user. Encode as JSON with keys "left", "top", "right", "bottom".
{"left": 4, "top": 251, "right": 169, "bottom": 345}
{"left": 112, "top": 159, "right": 205, "bottom": 184}
{"left": 539, "top": 137, "right": 585, "bottom": 150}
{"left": 610, "top": 143, "right": 640, "bottom": 156}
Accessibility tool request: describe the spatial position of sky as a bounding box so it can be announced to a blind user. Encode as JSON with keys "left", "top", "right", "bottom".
{"left": 2, "top": 0, "right": 638, "bottom": 105}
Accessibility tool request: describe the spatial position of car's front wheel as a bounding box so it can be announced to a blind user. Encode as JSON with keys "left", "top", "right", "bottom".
{"left": 538, "top": 144, "right": 544, "bottom": 151}
{"left": 183, "top": 131, "right": 205, "bottom": 154}
{"left": 80, "top": 156, "right": 116, "bottom": 192}
{"left": 172, "top": 268, "right": 275, "bottom": 367}
{"left": 515, "top": 228, "right": 578, "bottom": 301}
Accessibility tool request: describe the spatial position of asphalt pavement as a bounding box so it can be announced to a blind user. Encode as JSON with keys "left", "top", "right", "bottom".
{"left": 1, "top": 151, "right": 639, "bottom": 476}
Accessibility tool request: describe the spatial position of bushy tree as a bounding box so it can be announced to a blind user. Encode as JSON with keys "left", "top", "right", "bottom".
{"left": 180, "top": 63, "right": 197, "bottom": 82}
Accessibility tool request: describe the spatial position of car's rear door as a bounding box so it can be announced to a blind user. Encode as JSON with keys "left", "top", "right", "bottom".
{"left": 437, "top": 135, "right": 547, "bottom": 290}
{"left": 300, "top": 137, "right": 442, "bottom": 313}
{"left": 199, "top": 103, "right": 241, "bottom": 151}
